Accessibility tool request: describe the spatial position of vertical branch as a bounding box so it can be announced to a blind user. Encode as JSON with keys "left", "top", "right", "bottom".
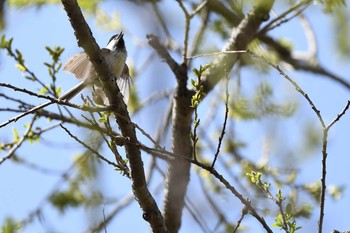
{"left": 254, "top": 52, "right": 350, "bottom": 233}
{"left": 147, "top": 33, "right": 192, "bottom": 232}
{"left": 177, "top": 0, "right": 208, "bottom": 64}
{"left": 176, "top": 0, "right": 190, "bottom": 63}
{"left": 318, "top": 128, "right": 328, "bottom": 233}
{"left": 318, "top": 101, "right": 350, "bottom": 233}
{"left": 148, "top": 1, "right": 274, "bottom": 232}
{"left": 211, "top": 71, "right": 229, "bottom": 169}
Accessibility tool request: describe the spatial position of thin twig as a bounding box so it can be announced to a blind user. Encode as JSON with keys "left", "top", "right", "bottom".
{"left": 318, "top": 101, "right": 350, "bottom": 233}
{"left": 187, "top": 50, "right": 247, "bottom": 60}
{"left": 0, "top": 116, "right": 36, "bottom": 165}
{"left": 151, "top": 1, "right": 171, "bottom": 39}
{"left": 252, "top": 51, "right": 350, "bottom": 233}
{"left": 184, "top": 196, "right": 211, "bottom": 233}
{"left": 139, "top": 144, "right": 273, "bottom": 233}
{"left": 211, "top": 69, "right": 229, "bottom": 169}
{"left": 85, "top": 194, "right": 135, "bottom": 233}
{"left": 133, "top": 122, "right": 163, "bottom": 150}
{"left": 176, "top": 0, "right": 190, "bottom": 63}
{"left": 0, "top": 82, "right": 110, "bottom": 128}
{"left": 232, "top": 206, "right": 248, "bottom": 233}
{"left": 250, "top": 52, "right": 326, "bottom": 128}
{"left": 258, "top": 0, "right": 312, "bottom": 35}
{"left": 2, "top": 41, "right": 52, "bottom": 95}
{"left": 59, "top": 124, "right": 119, "bottom": 168}
{"left": 327, "top": 100, "right": 350, "bottom": 130}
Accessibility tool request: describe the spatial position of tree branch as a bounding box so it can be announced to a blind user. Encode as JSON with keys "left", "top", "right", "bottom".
{"left": 201, "top": 0, "right": 274, "bottom": 94}
{"left": 148, "top": 1, "right": 274, "bottom": 232}
{"left": 60, "top": 1, "right": 166, "bottom": 232}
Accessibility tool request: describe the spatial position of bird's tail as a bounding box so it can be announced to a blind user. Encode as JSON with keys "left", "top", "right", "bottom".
{"left": 59, "top": 81, "right": 87, "bottom": 101}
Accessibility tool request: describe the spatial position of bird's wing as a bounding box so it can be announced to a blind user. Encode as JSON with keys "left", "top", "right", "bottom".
{"left": 117, "top": 64, "right": 132, "bottom": 104}
{"left": 63, "top": 52, "right": 93, "bottom": 81}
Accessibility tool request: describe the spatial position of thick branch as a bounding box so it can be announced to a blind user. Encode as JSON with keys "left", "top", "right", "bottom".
{"left": 209, "top": 0, "right": 350, "bottom": 90}
{"left": 202, "top": 0, "right": 275, "bottom": 94}
{"left": 148, "top": 2, "right": 274, "bottom": 232}
{"left": 148, "top": 34, "right": 192, "bottom": 233}
{"left": 60, "top": 1, "right": 166, "bottom": 232}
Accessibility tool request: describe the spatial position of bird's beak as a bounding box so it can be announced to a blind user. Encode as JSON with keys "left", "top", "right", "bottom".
{"left": 118, "top": 32, "right": 124, "bottom": 40}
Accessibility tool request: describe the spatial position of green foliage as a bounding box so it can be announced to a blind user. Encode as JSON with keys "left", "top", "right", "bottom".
{"left": 44, "top": 46, "right": 64, "bottom": 97}
{"left": 302, "top": 181, "right": 321, "bottom": 202}
{"left": 246, "top": 171, "right": 302, "bottom": 233}
{"left": 98, "top": 112, "right": 111, "bottom": 123}
{"left": 25, "top": 124, "right": 40, "bottom": 143}
{"left": 1, "top": 35, "right": 37, "bottom": 81}
{"left": 191, "top": 64, "right": 209, "bottom": 108}
{"left": 1, "top": 35, "right": 31, "bottom": 78}
{"left": 246, "top": 171, "right": 271, "bottom": 192}
{"left": 230, "top": 82, "right": 297, "bottom": 120}
{"left": 49, "top": 153, "right": 102, "bottom": 212}
{"left": 273, "top": 213, "right": 301, "bottom": 233}
{"left": 328, "top": 184, "right": 344, "bottom": 200}
{"left": 49, "top": 188, "right": 86, "bottom": 213}
{"left": 317, "top": 0, "right": 347, "bottom": 12}
{"left": 8, "top": 0, "right": 101, "bottom": 11}
{"left": 1, "top": 218, "right": 22, "bottom": 233}
{"left": 190, "top": 64, "right": 210, "bottom": 160}
{"left": 95, "top": 8, "right": 122, "bottom": 31}
{"left": 12, "top": 128, "right": 20, "bottom": 143}
{"left": 333, "top": 8, "right": 350, "bottom": 58}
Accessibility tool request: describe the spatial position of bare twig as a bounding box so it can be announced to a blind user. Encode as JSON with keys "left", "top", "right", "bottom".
{"left": 253, "top": 51, "right": 350, "bottom": 233}
{"left": 0, "top": 82, "right": 110, "bottom": 128}
{"left": 151, "top": 1, "right": 171, "bottom": 39}
{"left": 211, "top": 70, "right": 229, "bottom": 169}
{"left": 85, "top": 194, "right": 135, "bottom": 233}
{"left": 232, "top": 206, "right": 248, "bottom": 233}
{"left": 59, "top": 124, "right": 119, "bottom": 168}
{"left": 139, "top": 144, "right": 273, "bottom": 233}
{"left": 258, "top": 0, "right": 312, "bottom": 35}
{"left": 252, "top": 53, "right": 326, "bottom": 128}
{"left": 176, "top": 0, "right": 207, "bottom": 63}
{"left": 187, "top": 50, "right": 247, "bottom": 60}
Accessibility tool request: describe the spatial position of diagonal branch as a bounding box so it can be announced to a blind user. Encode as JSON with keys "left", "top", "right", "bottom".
{"left": 201, "top": 1, "right": 274, "bottom": 94}
{"left": 60, "top": 1, "right": 166, "bottom": 232}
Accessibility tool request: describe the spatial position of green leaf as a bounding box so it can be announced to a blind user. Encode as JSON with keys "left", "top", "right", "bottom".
{"left": 272, "top": 214, "right": 283, "bottom": 227}
{"left": 44, "top": 62, "right": 52, "bottom": 68}
{"left": 12, "top": 128, "right": 19, "bottom": 143}
{"left": 98, "top": 113, "right": 109, "bottom": 123}
{"left": 194, "top": 119, "right": 200, "bottom": 127}
{"left": 190, "top": 78, "right": 197, "bottom": 87}
{"left": 192, "top": 67, "right": 200, "bottom": 77}
{"left": 38, "top": 86, "right": 49, "bottom": 95}
{"left": 15, "top": 64, "right": 26, "bottom": 72}
{"left": 55, "top": 86, "right": 62, "bottom": 97}
{"left": 276, "top": 189, "right": 282, "bottom": 199}
{"left": 1, "top": 217, "right": 22, "bottom": 233}
{"left": 0, "top": 35, "right": 6, "bottom": 48}
{"left": 321, "top": 0, "right": 346, "bottom": 12}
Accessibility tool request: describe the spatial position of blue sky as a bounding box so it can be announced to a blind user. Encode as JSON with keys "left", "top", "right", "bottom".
{"left": 1, "top": 1, "right": 350, "bottom": 233}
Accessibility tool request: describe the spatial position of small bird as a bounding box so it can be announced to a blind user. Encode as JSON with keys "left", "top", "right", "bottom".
{"left": 0, "top": 33, "right": 131, "bottom": 128}
{"left": 62, "top": 32, "right": 131, "bottom": 104}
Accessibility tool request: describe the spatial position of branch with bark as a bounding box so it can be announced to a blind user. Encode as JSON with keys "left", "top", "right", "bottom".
{"left": 148, "top": 1, "right": 274, "bottom": 232}
{"left": 60, "top": 1, "right": 166, "bottom": 232}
